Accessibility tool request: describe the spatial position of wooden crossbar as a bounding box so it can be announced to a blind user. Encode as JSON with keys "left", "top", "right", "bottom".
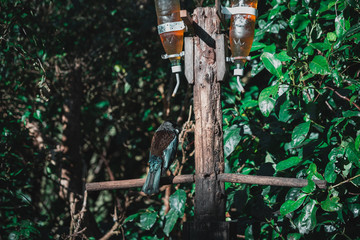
{"left": 85, "top": 173, "right": 326, "bottom": 191}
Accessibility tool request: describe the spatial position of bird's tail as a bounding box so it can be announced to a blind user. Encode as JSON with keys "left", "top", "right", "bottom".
{"left": 142, "top": 156, "right": 162, "bottom": 195}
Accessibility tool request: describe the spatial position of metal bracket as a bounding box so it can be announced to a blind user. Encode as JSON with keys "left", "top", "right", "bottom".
{"left": 221, "top": 6, "right": 258, "bottom": 17}
{"left": 161, "top": 51, "right": 185, "bottom": 60}
{"left": 157, "top": 21, "right": 185, "bottom": 35}
{"left": 226, "top": 56, "right": 251, "bottom": 63}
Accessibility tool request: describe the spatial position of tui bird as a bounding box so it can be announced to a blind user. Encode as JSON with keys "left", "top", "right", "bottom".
{"left": 142, "top": 121, "right": 179, "bottom": 195}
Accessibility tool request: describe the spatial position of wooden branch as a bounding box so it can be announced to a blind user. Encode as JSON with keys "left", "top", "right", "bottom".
{"left": 85, "top": 174, "right": 195, "bottom": 192}
{"left": 218, "top": 173, "right": 327, "bottom": 189}
{"left": 86, "top": 173, "right": 327, "bottom": 192}
{"left": 324, "top": 86, "right": 360, "bottom": 111}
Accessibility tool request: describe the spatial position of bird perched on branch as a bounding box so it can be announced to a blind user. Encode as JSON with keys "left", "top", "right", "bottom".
{"left": 142, "top": 121, "right": 179, "bottom": 195}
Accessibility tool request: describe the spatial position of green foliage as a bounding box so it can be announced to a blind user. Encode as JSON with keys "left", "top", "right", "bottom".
{"left": 2, "top": 0, "right": 360, "bottom": 239}
{"left": 223, "top": 0, "right": 360, "bottom": 238}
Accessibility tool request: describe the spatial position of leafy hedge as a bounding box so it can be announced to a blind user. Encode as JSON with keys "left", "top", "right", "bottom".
{"left": 223, "top": 0, "right": 360, "bottom": 239}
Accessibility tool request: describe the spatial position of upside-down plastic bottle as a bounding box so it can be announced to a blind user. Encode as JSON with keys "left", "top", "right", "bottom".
{"left": 229, "top": 0, "right": 258, "bottom": 92}
{"left": 155, "top": 0, "right": 184, "bottom": 96}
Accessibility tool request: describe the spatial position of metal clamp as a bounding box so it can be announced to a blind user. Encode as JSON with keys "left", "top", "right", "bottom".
{"left": 226, "top": 56, "right": 251, "bottom": 63}
{"left": 157, "top": 21, "right": 185, "bottom": 35}
{"left": 221, "top": 6, "right": 258, "bottom": 17}
{"left": 161, "top": 51, "right": 185, "bottom": 60}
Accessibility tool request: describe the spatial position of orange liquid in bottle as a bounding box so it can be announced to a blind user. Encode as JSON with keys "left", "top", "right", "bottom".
{"left": 155, "top": 0, "right": 184, "bottom": 66}
{"left": 229, "top": 0, "right": 258, "bottom": 67}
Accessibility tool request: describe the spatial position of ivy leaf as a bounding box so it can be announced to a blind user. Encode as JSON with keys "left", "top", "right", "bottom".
{"left": 355, "top": 134, "right": 360, "bottom": 150}
{"left": 321, "top": 190, "right": 343, "bottom": 212}
{"left": 307, "top": 163, "right": 324, "bottom": 180}
{"left": 302, "top": 179, "right": 316, "bottom": 193}
{"left": 250, "top": 42, "right": 266, "bottom": 52}
{"left": 224, "top": 125, "right": 241, "bottom": 158}
{"left": 295, "top": 199, "right": 318, "bottom": 234}
{"left": 260, "top": 52, "right": 282, "bottom": 77}
{"left": 343, "top": 110, "right": 360, "bottom": 118}
{"left": 258, "top": 84, "right": 279, "bottom": 117}
{"left": 163, "top": 209, "right": 179, "bottom": 237}
{"left": 280, "top": 194, "right": 307, "bottom": 215}
{"left": 123, "top": 213, "right": 140, "bottom": 224}
{"left": 289, "top": 14, "right": 310, "bottom": 32}
{"left": 309, "top": 55, "right": 330, "bottom": 75}
{"left": 169, "top": 189, "right": 186, "bottom": 218}
{"left": 335, "top": 13, "right": 346, "bottom": 38}
{"left": 345, "top": 142, "right": 360, "bottom": 168}
{"left": 291, "top": 121, "right": 311, "bottom": 147}
{"left": 276, "top": 51, "right": 292, "bottom": 62}
{"left": 276, "top": 157, "right": 302, "bottom": 171}
{"left": 309, "top": 42, "right": 331, "bottom": 51}
{"left": 324, "top": 161, "right": 337, "bottom": 183}
{"left": 328, "top": 147, "right": 345, "bottom": 161}
{"left": 139, "top": 212, "right": 157, "bottom": 230}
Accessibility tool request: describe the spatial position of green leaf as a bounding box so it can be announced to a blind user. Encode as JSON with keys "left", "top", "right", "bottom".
{"left": 300, "top": 73, "right": 314, "bottom": 81}
{"left": 348, "top": 204, "right": 360, "bottom": 218}
{"left": 258, "top": 84, "right": 279, "bottom": 117}
{"left": 124, "top": 82, "right": 131, "bottom": 94}
{"left": 345, "top": 142, "right": 360, "bottom": 168}
{"left": 327, "top": 32, "right": 337, "bottom": 42}
{"left": 291, "top": 121, "right": 311, "bottom": 147}
{"left": 343, "top": 110, "right": 360, "bottom": 118}
{"left": 335, "top": 14, "right": 346, "bottom": 38}
{"left": 250, "top": 42, "right": 266, "bottom": 52}
{"left": 163, "top": 209, "right": 179, "bottom": 237}
{"left": 96, "top": 100, "right": 109, "bottom": 109}
{"left": 287, "top": 233, "right": 302, "bottom": 240}
{"left": 328, "top": 147, "right": 345, "bottom": 161}
{"left": 223, "top": 125, "right": 241, "bottom": 158}
{"left": 276, "top": 157, "right": 302, "bottom": 171}
{"left": 309, "top": 55, "right": 330, "bottom": 75}
{"left": 309, "top": 42, "right": 331, "bottom": 51}
{"left": 324, "top": 161, "right": 337, "bottom": 183}
{"left": 289, "top": 14, "right": 310, "bottom": 32}
{"left": 276, "top": 51, "right": 292, "bottom": 62}
{"left": 139, "top": 212, "right": 157, "bottom": 230}
{"left": 260, "top": 52, "right": 282, "bottom": 77}
{"left": 33, "top": 110, "right": 42, "bottom": 121}
{"left": 124, "top": 213, "right": 140, "bottom": 224}
{"left": 169, "top": 189, "right": 186, "bottom": 218}
{"left": 280, "top": 194, "right": 307, "bottom": 215}
{"left": 355, "top": 135, "right": 360, "bottom": 150}
{"left": 302, "top": 179, "right": 316, "bottom": 193}
{"left": 295, "top": 199, "right": 318, "bottom": 234}
{"left": 307, "top": 163, "right": 324, "bottom": 180}
{"left": 353, "top": 169, "right": 360, "bottom": 186}
{"left": 321, "top": 190, "right": 342, "bottom": 212}
{"left": 303, "top": 46, "right": 314, "bottom": 55}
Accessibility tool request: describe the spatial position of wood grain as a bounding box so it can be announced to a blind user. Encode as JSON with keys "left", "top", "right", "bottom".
{"left": 193, "top": 7, "right": 225, "bottom": 222}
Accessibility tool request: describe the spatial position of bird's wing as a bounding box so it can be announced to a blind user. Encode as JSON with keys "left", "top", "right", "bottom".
{"left": 150, "top": 130, "right": 175, "bottom": 157}
{"left": 162, "top": 135, "right": 178, "bottom": 171}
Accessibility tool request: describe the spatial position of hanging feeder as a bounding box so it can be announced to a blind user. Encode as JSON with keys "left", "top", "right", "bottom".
{"left": 155, "top": 0, "right": 185, "bottom": 96}
{"left": 222, "top": 0, "right": 258, "bottom": 93}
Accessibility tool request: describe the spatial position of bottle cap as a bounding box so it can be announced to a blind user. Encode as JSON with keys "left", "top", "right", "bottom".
{"left": 234, "top": 68, "right": 244, "bottom": 76}
{"left": 171, "top": 65, "right": 182, "bottom": 73}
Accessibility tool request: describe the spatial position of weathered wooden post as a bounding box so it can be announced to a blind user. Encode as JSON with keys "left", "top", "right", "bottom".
{"left": 183, "top": 7, "right": 234, "bottom": 239}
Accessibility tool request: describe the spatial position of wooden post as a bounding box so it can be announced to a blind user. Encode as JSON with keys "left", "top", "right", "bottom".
{"left": 193, "top": 7, "right": 225, "bottom": 222}
{"left": 184, "top": 7, "right": 232, "bottom": 239}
